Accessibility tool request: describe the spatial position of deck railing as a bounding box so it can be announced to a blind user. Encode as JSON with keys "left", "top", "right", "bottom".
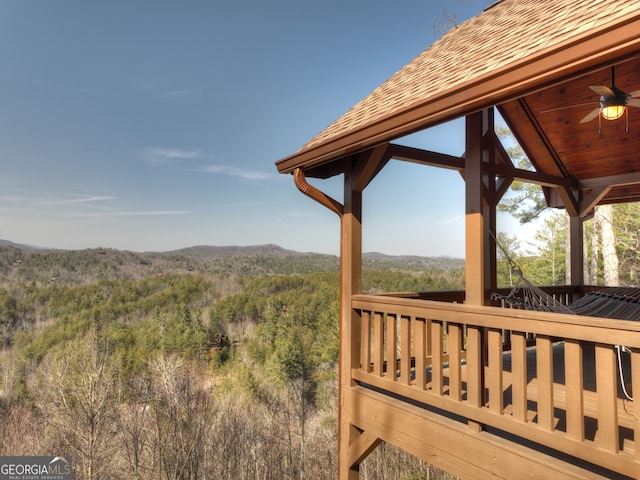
{"left": 352, "top": 292, "right": 640, "bottom": 478}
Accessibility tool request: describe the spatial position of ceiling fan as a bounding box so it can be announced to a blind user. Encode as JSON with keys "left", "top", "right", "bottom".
{"left": 579, "top": 66, "right": 640, "bottom": 125}
{"left": 542, "top": 66, "right": 640, "bottom": 133}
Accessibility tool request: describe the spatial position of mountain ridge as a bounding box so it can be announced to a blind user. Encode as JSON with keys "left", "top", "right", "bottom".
{"left": 0, "top": 239, "right": 463, "bottom": 262}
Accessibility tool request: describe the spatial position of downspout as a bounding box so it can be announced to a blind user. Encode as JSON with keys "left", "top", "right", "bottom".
{"left": 293, "top": 168, "right": 343, "bottom": 217}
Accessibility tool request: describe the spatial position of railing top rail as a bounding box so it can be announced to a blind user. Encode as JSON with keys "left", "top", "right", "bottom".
{"left": 352, "top": 293, "right": 640, "bottom": 347}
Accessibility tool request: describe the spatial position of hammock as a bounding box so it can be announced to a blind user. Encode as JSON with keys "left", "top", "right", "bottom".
{"left": 492, "top": 269, "right": 640, "bottom": 321}
{"left": 492, "top": 269, "right": 574, "bottom": 315}
{"left": 492, "top": 269, "right": 637, "bottom": 400}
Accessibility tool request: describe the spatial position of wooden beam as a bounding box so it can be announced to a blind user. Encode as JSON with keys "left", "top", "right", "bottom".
{"left": 345, "top": 386, "right": 614, "bottom": 480}
{"left": 490, "top": 164, "right": 577, "bottom": 189}
{"left": 387, "top": 143, "right": 465, "bottom": 170}
{"left": 579, "top": 170, "right": 640, "bottom": 190}
{"left": 389, "top": 141, "right": 576, "bottom": 192}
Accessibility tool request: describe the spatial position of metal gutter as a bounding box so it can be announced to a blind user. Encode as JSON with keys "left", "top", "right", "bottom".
{"left": 293, "top": 168, "right": 343, "bottom": 216}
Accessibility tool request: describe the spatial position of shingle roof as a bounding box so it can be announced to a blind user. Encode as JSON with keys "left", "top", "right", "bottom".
{"left": 276, "top": 0, "right": 640, "bottom": 175}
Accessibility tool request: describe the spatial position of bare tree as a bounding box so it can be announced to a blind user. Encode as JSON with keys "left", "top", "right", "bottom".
{"left": 116, "top": 377, "right": 155, "bottom": 479}
{"left": 149, "top": 354, "right": 212, "bottom": 480}
{"left": 42, "top": 330, "right": 120, "bottom": 480}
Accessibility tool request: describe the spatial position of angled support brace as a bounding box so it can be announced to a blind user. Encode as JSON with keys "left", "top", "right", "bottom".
{"left": 348, "top": 430, "right": 382, "bottom": 472}
{"left": 555, "top": 186, "right": 580, "bottom": 217}
{"left": 352, "top": 143, "right": 392, "bottom": 193}
{"left": 578, "top": 186, "right": 611, "bottom": 218}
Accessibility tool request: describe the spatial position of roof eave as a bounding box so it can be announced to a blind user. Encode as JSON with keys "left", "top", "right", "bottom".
{"left": 275, "top": 11, "right": 640, "bottom": 175}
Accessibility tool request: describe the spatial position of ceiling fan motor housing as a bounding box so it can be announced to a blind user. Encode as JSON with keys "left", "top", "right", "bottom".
{"left": 600, "top": 87, "right": 628, "bottom": 108}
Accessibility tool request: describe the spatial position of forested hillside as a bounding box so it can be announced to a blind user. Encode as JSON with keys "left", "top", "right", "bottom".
{"left": 0, "top": 243, "right": 463, "bottom": 480}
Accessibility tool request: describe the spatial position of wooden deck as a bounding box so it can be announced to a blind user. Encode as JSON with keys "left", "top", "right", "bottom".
{"left": 347, "top": 293, "right": 640, "bottom": 479}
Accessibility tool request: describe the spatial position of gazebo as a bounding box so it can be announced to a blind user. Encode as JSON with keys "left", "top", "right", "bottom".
{"left": 275, "top": 1, "right": 640, "bottom": 478}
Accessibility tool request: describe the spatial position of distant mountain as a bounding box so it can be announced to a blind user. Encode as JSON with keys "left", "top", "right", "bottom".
{"left": 363, "top": 252, "right": 464, "bottom": 270}
{"left": 0, "top": 242, "right": 339, "bottom": 285}
{"left": 0, "top": 240, "right": 464, "bottom": 287}
{"left": 0, "top": 239, "right": 51, "bottom": 252}
{"left": 162, "top": 244, "right": 307, "bottom": 258}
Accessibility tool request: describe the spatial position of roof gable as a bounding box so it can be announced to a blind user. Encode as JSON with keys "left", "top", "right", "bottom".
{"left": 276, "top": 0, "right": 640, "bottom": 175}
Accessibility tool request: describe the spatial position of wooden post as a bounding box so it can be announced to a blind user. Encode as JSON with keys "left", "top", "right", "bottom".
{"left": 465, "top": 111, "right": 486, "bottom": 307}
{"left": 338, "top": 158, "right": 363, "bottom": 480}
{"left": 465, "top": 111, "right": 490, "bottom": 432}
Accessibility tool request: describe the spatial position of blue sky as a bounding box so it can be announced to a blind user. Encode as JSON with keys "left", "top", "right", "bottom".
{"left": 0, "top": 0, "right": 503, "bottom": 256}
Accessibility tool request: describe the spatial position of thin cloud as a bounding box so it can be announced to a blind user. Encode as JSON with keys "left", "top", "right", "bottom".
{"left": 196, "top": 165, "right": 272, "bottom": 181}
{"left": 139, "top": 147, "right": 273, "bottom": 181}
{"left": 161, "top": 85, "right": 208, "bottom": 98}
{"left": 40, "top": 195, "right": 117, "bottom": 206}
{"left": 0, "top": 193, "right": 116, "bottom": 208}
{"left": 139, "top": 147, "right": 204, "bottom": 167}
{"left": 210, "top": 201, "right": 278, "bottom": 208}
{"left": 439, "top": 215, "right": 462, "bottom": 225}
{"left": 70, "top": 210, "right": 191, "bottom": 218}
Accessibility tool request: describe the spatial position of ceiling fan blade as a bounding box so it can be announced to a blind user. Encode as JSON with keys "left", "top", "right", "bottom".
{"left": 540, "top": 102, "right": 598, "bottom": 114}
{"left": 589, "top": 85, "right": 614, "bottom": 96}
{"left": 627, "top": 89, "right": 640, "bottom": 98}
{"left": 580, "top": 107, "right": 601, "bottom": 123}
{"left": 627, "top": 98, "right": 640, "bottom": 108}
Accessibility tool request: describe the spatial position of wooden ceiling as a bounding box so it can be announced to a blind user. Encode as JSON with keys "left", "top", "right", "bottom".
{"left": 499, "top": 55, "right": 640, "bottom": 210}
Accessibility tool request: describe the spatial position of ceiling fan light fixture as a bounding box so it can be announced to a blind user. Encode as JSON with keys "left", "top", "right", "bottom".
{"left": 601, "top": 103, "right": 625, "bottom": 120}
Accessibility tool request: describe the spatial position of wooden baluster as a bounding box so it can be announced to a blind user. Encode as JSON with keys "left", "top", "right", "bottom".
{"left": 595, "top": 344, "right": 618, "bottom": 452}
{"left": 386, "top": 313, "right": 397, "bottom": 380}
{"left": 447, "top": 323, "right": 462, "bottom": 401}
{"left": 361, "top": 310, "right": 371, "bottom": 373}
{"left": 400, "top": 315, "right": 411, "bottom": 385}
{"left": 373, "top": 312, "right": 384, "bottom": 377}
{"left": 565, "top": 340, "right": 584, "bottom": 441}
{"left": 511, "top": 331, "right": 528, "bottom": 422}
{"left": 467, "top": 325, "right": 485, "bottom": 432}
{"left": 536, "top": 335, "right": 554, "bottom": 430}
{"left": 413, "top": 318, "right": 426, "bottom": 390}
{"left": 487, "top": 328, "right": 503, "bottom": 414}
{"left": 426, "top": 318, "right": 433, "bottom": 359}
{"left": 431, "top": 320, "right": 443, "bottom": 395}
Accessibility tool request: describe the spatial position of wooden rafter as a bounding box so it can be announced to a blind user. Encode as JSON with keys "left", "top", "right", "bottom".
{"left": 498, "top": 99, "right": 580, "bottom": 216}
